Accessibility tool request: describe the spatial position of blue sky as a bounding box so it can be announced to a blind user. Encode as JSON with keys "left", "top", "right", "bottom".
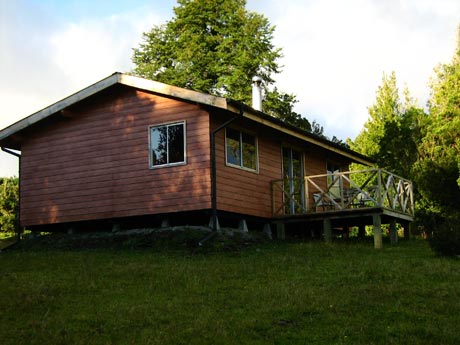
{"left": 1, "top": 0, "right": 459, "bottom": 176}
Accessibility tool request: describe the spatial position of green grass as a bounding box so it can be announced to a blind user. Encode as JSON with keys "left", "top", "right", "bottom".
{"left": 0, "top": 237, "right": 459, "bottom": 344}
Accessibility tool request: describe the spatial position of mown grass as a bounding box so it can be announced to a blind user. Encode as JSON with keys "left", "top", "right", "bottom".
{"left": 0, "top": 237, "right": 459, "bottom": 344}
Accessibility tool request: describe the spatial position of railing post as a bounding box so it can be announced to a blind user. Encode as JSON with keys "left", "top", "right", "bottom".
{"left": 373, "top": 214, "right": 383, "bottom": 249}
{"left": 377, "top": 169, "right": 382, "bottom": 207}
{"left": 323, "top": 218, "right": 332, "bottom": 243}
{"left": 305, "top": 177, "right": 309, "bottom": 212}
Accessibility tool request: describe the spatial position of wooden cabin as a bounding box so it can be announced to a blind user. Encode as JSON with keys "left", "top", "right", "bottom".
{"left": 0, "top": 73, "right": 414, "bottom": 247}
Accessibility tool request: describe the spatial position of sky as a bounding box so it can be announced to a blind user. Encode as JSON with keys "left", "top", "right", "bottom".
{"left": 0, "top": 0, "right": 459, "bottom": 176}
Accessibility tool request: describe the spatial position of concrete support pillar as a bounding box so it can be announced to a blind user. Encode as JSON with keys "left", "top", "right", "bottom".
{"left": 161, "top": 219, "right": 171, "bottom": 228}
{"left": 263, "top": 223, "right": 272, "bottom": 240}
{"left": 276, "top": 222, "right": 285, "bottom": 240}
{"left": 323, "top": 218, "right": 332, "bottom": 243}
{"left": 238, "top": 219, "right": 248, "bottom": 232}
{"left": 112, "top": 223, "right": 121, "bottom": 233}
{"left": 373, "top": 214, "right": 382, "bottom": 249}
{"left": 389, "top": 219, "right": 398, "bottom": 245}
{"left": 208, "top": 216, "right": 220, "bottom": 230}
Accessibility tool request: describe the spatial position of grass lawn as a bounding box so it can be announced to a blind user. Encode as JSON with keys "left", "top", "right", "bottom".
{"left": 0, "top": 236, "right": 459, "bottom": 344}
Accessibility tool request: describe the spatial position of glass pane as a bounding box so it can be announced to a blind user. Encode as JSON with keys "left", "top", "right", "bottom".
{"left": 327, "top": 162, "right": 341, "bottom": 198}
{"left": 282, "top": 147, "right": 304, "bottom": 215}
{"left": 242, "top": 132, "right": 256, "bottom": 170}
{"left": 282, "top": 147, "right": 290, "bottom": 179}
{"left": 226, "top": 128, "right": 241, "bottom": 166}
{"left": 168, "top": 124, "right": 185, "bottom": 163}
{"left": 291, "top": 150, "right": 302, "bottom": 179}
{"left": 151, "top": 126, "right": 167, "bottom": 166}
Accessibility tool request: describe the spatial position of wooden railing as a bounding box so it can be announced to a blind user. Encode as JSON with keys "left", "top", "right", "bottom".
{"left": 271, "top": 168, "right": 414, "bottom": 217}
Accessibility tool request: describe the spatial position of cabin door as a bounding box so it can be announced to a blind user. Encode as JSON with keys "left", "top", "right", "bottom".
{"left": 282, "top": 147, "right": 305, "bottom": 215}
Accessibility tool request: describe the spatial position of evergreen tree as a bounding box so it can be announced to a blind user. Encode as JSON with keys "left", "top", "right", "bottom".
{"left": 132, "top": 0, "right": 313, "bottom": 131}
{"left": 414, "top": 28, "right": 460, "bottom": 212}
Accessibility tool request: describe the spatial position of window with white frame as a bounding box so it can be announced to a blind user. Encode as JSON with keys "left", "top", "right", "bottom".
{"left": 149, "top": 121, "right": 186, "bottom": 168}
{"left": 225, "top": 128, "right": 257, "bottom": 171}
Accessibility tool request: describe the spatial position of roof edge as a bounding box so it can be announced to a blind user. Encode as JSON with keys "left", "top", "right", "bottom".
{"left": 0, "top": 73, "right": 120, "bottom": 142}
{"left": 118, "top": 74, "right": 227, "bottom": 109}
{"left": 0, "top": 72, "right": 372, "bottom": 166}
{"left": 0, "top": 72, "right": 228, "bottom": 143}
{"left": 226, "top": 99, "right": 374, "bottom": 166}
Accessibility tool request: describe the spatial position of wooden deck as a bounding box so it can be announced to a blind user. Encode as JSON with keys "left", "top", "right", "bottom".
{"left": 272, "top": 168, "right": 414, "bottom": 219}
{"left": 271, "top": 168, "right": 414, "bottom": 248}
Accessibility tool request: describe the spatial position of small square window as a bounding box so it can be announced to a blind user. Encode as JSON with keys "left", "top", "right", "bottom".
{"left": 149, "top": 122, "right": 186, "bottom": 168}
{"left": 225, "top": 128, "right": 257, "bottom": 171}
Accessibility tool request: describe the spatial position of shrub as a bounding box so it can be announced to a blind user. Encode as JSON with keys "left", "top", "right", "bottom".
{"left": 0, "top": 177, "right": 19, "bottom": 233}
{"left": 429, "top": 217, "right": 460, "bottom": 256}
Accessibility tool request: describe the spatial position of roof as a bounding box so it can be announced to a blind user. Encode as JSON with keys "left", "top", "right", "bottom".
{"left": 0, "top": 72, "right": 373, "bottom": 166}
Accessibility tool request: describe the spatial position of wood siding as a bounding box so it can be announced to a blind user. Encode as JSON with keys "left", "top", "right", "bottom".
{"left": 212, "top": 115, "right": 353, "bottom": 219}
{"left": 213, "top": 117, "right": 282, "bottom": 219}
{"left": 20, "top": 87, "right": 211, "bottom": 226}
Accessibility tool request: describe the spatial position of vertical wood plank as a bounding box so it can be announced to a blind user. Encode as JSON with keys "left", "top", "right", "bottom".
{"left": 373, "top": 214, "right": 382, "bottom": 249}
{"left": 276, "top": 222, "right": 285, "bottom": 240}
{"left": 323, "top": 218, "right": 332, "bottom": 243}
{"left": 390, "top": 219, "right": 398, "bottom": 245}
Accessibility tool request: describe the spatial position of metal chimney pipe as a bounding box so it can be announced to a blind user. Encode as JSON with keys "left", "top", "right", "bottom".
{"left": 252, "top": 76, "right": 263, "bottom": 111}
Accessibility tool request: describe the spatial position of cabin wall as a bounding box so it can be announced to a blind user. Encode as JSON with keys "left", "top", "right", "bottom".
{"left": 20, "top": 88, "right": 211, "bottom": 226}
{"left": 212, "top": 114, "right": 353, "bottom": 218}
{"left": 213, "top": 117, "right": 282, "bottom": 219}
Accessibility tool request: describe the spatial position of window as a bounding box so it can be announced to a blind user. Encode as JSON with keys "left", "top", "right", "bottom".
{"left": 149, "top": 121, "right": 186, "bottom": 168}
{"left": 225, "top": 128, "right": 257, "bottom": 171}
{"left": 327, "top": 162, "right": 341, "bottom": 198}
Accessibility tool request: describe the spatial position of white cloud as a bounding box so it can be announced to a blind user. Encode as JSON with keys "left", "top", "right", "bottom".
{"left": 49, "top": 9, "right": 161, "bottom": 88}
{"left": 0, "top": 2, "right": 165, "bottom": 176}
{"left": 260, "top": 0, "right": 459, "bottom": 139}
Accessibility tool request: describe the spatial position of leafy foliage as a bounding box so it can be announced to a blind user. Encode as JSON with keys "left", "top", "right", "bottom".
{"left": 0, "top": 177, "right": 19, "bottom": 233}
{"left": 413, "top": 35, "right": 460, "bottom": 214}
{"left": 348, "top": 27, "right": 460, "bottom": 256}
{"left": 349, "top": 72, "right": 423, "bottom": 178}
{"left": 132, "top": 0, "right": 314, "bottom": 132}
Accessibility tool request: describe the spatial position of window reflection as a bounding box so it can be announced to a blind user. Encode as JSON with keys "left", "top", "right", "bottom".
{"left": 225, "top": 128, "right": 257, "bottom": 171}
{"left": 150, "top": 122, "right": 186, "bottom": 167}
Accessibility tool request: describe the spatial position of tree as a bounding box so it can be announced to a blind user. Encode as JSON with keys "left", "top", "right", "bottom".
{"left": 0, "top": 177, "right": 19, "bottom": 233}
{"left": 132, "top": 0, "right": 313, "bottom": 131}
{"left": 413, "top": 28, "right": 460, "bottom": 213}
{"left": 349, "top": 72, "right": 423, "bottom": 178}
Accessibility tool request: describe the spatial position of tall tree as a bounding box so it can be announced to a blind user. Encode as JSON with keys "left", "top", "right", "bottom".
{"left": 349, "top": 72, "right": 422, "bottom": 178}
{"left": 132, "top": 0, "right": 314, "bottom": 132}
{"left": 347, "top": 73, "right": 424, "bottom": 235}
{"left": 413, "top": 28, "right": 460, "bottom": 212}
